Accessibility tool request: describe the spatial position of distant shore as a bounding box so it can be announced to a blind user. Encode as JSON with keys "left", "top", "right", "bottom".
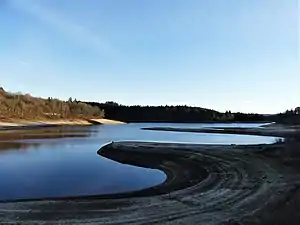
{"left": 0, "top": 118, "right": 125, "bottom": 129}
{"left": 142, "top": 123, "right": 299, "bottom": 138}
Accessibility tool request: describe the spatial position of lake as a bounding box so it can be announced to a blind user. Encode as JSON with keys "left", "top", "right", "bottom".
{"left": 0, "top": 122, "right": 277, "bottom": 201}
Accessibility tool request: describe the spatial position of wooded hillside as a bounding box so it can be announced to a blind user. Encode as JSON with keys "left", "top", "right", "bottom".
{"left": 2, "top": 87, "right": 297, "bottom": 124}
{"left": 0, "top": 87, "right": 104, "bottom": 120}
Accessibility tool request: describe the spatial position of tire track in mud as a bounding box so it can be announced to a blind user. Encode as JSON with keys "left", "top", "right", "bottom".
{"left": 0, "top": 141, "right": 299, "bottom": 224}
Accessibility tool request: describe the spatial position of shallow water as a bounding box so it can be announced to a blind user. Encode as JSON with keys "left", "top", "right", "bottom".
{"left": 0, "top": 122, "right": 277, "bottom": 201}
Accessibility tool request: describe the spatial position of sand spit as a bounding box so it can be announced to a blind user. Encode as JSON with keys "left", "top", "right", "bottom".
{"left": 142, "top": 125, "right": 298, "bottom": 138}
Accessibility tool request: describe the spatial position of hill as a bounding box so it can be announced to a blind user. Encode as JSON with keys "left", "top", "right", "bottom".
{"left": 0, "top": 87, "right": 104, "bottom": 121}
{"left": 1, "top": 87, "right": 284, "bottom": 124}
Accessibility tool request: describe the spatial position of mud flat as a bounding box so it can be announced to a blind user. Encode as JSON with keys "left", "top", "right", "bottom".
{"left": 141, "top": 125, "right": 299, "bottom": 138}
{"left": 1, "top": 129, "right": 300, "bottom": 225}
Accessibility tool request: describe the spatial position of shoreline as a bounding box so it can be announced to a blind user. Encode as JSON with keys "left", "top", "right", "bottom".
{"left": 142, "top": 125, "right": 298, "bottom": 138}
{"left": 0, "top": 118, "right": 125, "bottom": 129}
{"left": 0, "top": 125, "right": 300, "bottom": 224}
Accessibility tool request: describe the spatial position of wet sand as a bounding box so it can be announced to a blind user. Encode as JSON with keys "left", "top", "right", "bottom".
{"left": 0, "top": 125, "right": 300, "bottom": 224}
{"left": 142, "top": 124, "right": 299, "bottom": 138}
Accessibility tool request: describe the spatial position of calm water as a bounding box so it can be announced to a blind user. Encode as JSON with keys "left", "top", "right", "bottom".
{"left": 0, "top": 123, "right": 276, "bottom": 201}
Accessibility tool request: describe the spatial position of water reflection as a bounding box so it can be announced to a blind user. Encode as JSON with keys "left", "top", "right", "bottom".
{"left": 0, "top": 142, "right": 41, "bottom": 152}
{"left": 0, "top": 125, "right": 167, "bottom": 201}
{"left": 0, "top": 126, "right": 97, "bottom": 141}
{"left": 0, "top": 126, "right": 97, "bottom": 153}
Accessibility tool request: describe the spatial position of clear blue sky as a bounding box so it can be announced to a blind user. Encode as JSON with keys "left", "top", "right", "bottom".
{"left": 0, "top": 0, "right": 299, "bottom": 113}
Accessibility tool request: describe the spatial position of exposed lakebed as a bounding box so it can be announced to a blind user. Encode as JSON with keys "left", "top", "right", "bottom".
{"left": 0, "top": 122, "right": 278, "bottom": 201}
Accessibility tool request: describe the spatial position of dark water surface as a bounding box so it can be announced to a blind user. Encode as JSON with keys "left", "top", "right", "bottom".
{"left": 0, "top": 123, "right": 276, "bottom": 201}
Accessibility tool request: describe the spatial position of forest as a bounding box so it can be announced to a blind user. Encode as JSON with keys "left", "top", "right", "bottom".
{"left": 0, "top": 87, "right": 104, "bottom": 120}
{"left": 273, "top": 108, "right": 300, "bottom": 125}
{"left": 87, "top": 101, "right": 266, "bottom": 123}
{"left": 1, "top": 87, "right": 298, "bottom": 124}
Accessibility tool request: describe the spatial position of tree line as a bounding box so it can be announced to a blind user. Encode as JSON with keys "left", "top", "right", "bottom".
{"left": 0, "top": 87, "right": 104, "bottom": 120}
{"left": 2, "top": 86, "right": 297, "bottom": 124}
{"left": 271, "top": 107, "right": 300, "bottom": 125}
{"left": 86, "top": 101, "right": 267, "bottom": 123}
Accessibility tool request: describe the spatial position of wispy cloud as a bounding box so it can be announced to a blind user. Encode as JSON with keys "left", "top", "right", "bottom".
{"left": 18, "top": 60, "right": 29, "bottom": 66}
{"left": 10, "top": 0, "right": 111, "bottom": 54}
{"left": 242, "top": 100, "right": 253, "bottom": 104}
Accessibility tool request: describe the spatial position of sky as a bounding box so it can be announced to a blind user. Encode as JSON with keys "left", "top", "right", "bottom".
{"left": 0, "top": 0, "right": 299, "bottom": 114}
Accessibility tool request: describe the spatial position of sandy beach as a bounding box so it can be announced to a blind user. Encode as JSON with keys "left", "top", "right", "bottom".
{"left": 0, "top": 118, "right": 125, "bottom": 129}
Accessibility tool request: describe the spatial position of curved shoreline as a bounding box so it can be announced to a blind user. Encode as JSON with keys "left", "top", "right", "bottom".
{"left": 1, "top": 127, "right": 300, "bottom": 224}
